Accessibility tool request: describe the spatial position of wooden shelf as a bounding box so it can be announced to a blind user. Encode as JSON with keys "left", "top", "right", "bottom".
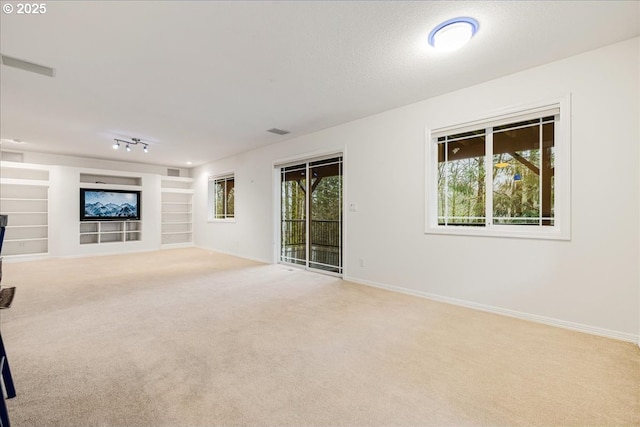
{"left": 0, "top": 198, "right": 48, "bottom": 201}
{"left": 79, "top": 221, "right": 142, "bottom": 245}
{"left": 80, "top": 172, "right": 142, "bottom": 186}
{"left": 161, "top": 178, "right": 193, "bottom": 246}
{"left": 79, "top": 182, "right": 142, "bottom": 191}
{"left": 161, "top": 188, "right": 194, "bottom": 194}
{"left": 0, "top": 178, "right": 49, "bottom": 187}
{"left": 0, "top": 162, "right": 50, "bottom": 257}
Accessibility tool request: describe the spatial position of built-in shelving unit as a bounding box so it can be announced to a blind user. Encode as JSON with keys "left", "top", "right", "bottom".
{"left": 79, "top": 172, "right": 142, "bottom": 245}
{"left": 79, "top": 221, "right": 142, "bottom": 244}
{"left": 0, "top": 162, "right": 50, "bottom": 257}
{"left": 161, "top": 176, "right": 193, "bottom": 247}
{"left": 80, "top": 173, "right": 142, "bottom": 187}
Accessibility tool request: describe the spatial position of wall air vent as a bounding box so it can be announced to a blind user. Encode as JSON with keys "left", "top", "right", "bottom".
{"left": 1, "top": 54, "right": 55, "bottom": 77}
{"left": 167, "top": 168, "right": 180, "bottom": 177}
{"left": 267, "top": 128, "right": 290, "bottom": 135}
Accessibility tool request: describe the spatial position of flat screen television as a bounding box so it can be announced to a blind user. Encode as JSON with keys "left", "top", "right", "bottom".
{"left": 80, "top": 189, "right": 141, "bottom": 221}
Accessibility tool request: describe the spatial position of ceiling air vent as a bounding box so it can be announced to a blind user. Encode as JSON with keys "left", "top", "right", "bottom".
{"left": 1, "top": 54, "right": 55, "bottom": 77}
{"left": 267, "top": 128, "right": 290, "bottom": 135}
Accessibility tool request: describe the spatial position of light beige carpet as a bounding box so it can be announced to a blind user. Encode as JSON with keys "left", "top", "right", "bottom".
{"left": 0, "top": 247, "right": 638, "bottom": 426}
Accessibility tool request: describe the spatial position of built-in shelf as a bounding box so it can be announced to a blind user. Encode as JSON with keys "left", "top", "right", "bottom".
{"left": 160, "top": 176, "right": 192, "bottom": 190}
{"left": 161, "top": 176, "right": 193, "bottom": 247}
{"left": 80, "top": 182, "right": 142, "bottom": 191}
{"left": 78, "top": 171, "right": 145, "bottom": 246}
{"left": 79, "top": 221, "right": 141, "bottom": 245}
{"left": 0, "top": 161, "right": 50, "bottom": 257}
{"left": 80, "top": 173, "right": 142, "bottom": 187}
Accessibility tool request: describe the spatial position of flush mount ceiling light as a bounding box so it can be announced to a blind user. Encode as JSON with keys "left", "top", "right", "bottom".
{"left": 112, "top": 137, "right": 149, "bottom": 153}
{"left": 428, "top": 17, "right": 479, "bottom": 52}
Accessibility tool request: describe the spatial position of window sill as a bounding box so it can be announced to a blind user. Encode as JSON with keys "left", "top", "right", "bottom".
{"left": 425, "top": 225, "right": 569, "bottom": 241}
{"left": 207, "top": 219, "right": 236, "bottom": 224}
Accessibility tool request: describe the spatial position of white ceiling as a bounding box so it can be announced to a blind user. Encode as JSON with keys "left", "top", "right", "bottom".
{"left": 1, "top": 1, "right": 638, "bottom": 168}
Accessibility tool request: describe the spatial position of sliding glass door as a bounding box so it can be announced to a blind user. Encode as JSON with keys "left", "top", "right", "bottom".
{"left": 281, "top": 163, "right": 308, "bottom": 268}
{"left": 280, "top": 156, "right": 343, "bottom": 275}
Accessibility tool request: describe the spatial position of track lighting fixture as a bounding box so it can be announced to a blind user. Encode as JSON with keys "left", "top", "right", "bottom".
{"left": 112, "top": 137, "right": 149, "bottom": 154}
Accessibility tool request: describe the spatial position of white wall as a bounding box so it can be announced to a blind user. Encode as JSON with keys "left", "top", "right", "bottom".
{"left": 194, "top": 37, "right": 640, "bottom": 341}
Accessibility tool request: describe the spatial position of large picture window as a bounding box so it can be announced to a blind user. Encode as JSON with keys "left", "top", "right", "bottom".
{"left": 208, "top": 174, "right": 235, "bottom": 221}
{"left": 426, "top": 98, "right": 570, "bottom": 240}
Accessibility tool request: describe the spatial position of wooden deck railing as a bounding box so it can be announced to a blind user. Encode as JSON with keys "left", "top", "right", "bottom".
{"left": 281, "top": 219, "right": 341, "bottom": 248}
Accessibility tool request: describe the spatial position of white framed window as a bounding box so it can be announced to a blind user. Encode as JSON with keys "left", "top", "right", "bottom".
{"left": 207, "top": 174, "right": 235, "bottom": 221}
{"left": 425, "top": 96, "right": 570, "bottom": 240}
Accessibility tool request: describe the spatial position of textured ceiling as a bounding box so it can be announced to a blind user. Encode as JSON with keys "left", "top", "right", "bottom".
{"left": 1, "top": 1, "right": 638, "bottom": 167}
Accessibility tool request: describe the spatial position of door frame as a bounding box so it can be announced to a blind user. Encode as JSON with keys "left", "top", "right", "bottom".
{"left": 273, "top": 147, "right": 346, "bottom": 277}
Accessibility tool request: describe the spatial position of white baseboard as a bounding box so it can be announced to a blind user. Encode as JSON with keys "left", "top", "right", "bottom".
{"left": 160, "top": 242, "right": 195, "bottom": 250}
{"left": 1, "top": 253, "right": 50, "bottom": 263}
{"left": 343, "top": 275, "right": 639, "bottom": 345}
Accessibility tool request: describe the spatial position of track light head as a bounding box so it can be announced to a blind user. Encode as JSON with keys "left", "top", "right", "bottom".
{"left": 143, "top": 144, "right": 148, "bottom": 153}
{"left": 126, "top": 144, "right": 131, "bottom": 152}
{"left": 113, "top": 141, "right": 120, "bottom": 150}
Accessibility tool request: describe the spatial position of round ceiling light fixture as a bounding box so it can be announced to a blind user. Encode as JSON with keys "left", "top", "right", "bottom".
{"left": 428, "top": 17, "right": 479, "bottom": 52}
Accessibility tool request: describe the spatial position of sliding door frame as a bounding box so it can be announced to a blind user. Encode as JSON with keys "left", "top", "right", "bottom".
{"left": 273, "top": 148, "right": 346, "bottom": 277}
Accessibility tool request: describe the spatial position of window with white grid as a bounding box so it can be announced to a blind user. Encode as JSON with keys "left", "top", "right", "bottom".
{"left": 207, "top": 174, "right": 235, "bottom": 221}
{"left": 425, "top": 98, "right": 570, "bottom": 240}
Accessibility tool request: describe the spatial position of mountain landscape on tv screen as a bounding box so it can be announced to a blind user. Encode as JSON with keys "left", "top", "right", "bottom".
{"left": 85, "top": 202, "right": 137, "bottom": 218}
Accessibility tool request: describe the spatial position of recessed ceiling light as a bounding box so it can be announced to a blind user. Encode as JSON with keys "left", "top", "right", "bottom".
{"left": 428, "top": 17, "right": 479, "bottom": 52}
{"left": 186, "top": 161, "right": 192, "bottom": 165}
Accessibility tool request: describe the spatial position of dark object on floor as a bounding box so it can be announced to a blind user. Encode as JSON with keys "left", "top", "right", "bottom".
{"left": 0, "top": 289, "right": 15, "bottom": 310}
{"left": 0, "top": 215, "right": 15, "bottom": 427}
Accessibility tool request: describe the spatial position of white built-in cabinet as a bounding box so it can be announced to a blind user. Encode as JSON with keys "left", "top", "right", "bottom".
{"left": 0, "top": 161, "right": 50, "bottom": 257}
{"left": 79, "top": 221, "right": 142, "bottom": 244}
{"left": 161, "top": 176, "right": 193, "bottom": 247}
{"left": 79, "top": 173, "right": 142, "bottom": 245}
{"left": 1, "top": 164, "right": 192, "bottom": 255}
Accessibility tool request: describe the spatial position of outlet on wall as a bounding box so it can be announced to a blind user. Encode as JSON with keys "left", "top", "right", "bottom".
{"left": 359, "top": 258, "right": 365, "bottom": 267}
